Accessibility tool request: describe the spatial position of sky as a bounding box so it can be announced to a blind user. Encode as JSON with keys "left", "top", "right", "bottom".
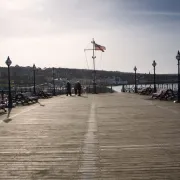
{"left": 0, "top": 0, "right": 180, "bottom": 74}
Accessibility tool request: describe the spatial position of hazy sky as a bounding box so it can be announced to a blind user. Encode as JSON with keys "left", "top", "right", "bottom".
{"left": 0, "top": 0, "right": 180, "bottom": 74}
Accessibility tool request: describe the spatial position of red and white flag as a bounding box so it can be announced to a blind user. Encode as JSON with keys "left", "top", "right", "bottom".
{"left": 94, "top": 43, "right": 106, "bottom": 52}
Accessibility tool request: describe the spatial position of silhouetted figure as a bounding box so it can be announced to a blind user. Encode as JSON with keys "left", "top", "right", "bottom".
{"left": 66, "top": 81, "right": 72, "bottom": 96}
{"left": 74, "top": 83, "right": 78, "bottom": 95}
{"left": 77, "top": 81, "right": 82, "bottom": 96}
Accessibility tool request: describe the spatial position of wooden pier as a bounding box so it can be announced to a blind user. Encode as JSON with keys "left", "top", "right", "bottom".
{"left": 0, "top": 93, "right": 180, "bottom": 179}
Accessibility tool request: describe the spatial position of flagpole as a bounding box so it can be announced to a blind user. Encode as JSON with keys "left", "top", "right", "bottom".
{"left": 92, "top": 38, "right": 97, "bottom": 94}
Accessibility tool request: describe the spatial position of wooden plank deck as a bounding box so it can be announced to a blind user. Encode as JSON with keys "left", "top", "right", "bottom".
{"left": 0, "top": 93, "right": 180, "bottom": 179}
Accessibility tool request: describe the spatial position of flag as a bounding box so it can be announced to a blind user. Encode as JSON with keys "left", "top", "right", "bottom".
{"left": 94, "top": 43, "right": 106, "bottom": 52}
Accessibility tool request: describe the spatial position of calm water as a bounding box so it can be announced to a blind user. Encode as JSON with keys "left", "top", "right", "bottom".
{"left": 112, "top": 84, "right": 178, "bottom": 93}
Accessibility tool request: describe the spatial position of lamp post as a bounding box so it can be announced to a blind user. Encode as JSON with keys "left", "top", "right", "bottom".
{"left": 134, "top": 66, "right": 137, "bottom": 93}
{"left": 175, "top": 51, "right": 180, "bottom": 103}
{"left": 152, "top": 60, "right": 157, "bottom": 93}
{"left": 52, "top": 67, "right": 55, "bottom": 96}
{"left": 33, "top": 64, "right": 36, "bottom": 95}
{"left": 5, "top": 56, "right": 12, "bottom": 108}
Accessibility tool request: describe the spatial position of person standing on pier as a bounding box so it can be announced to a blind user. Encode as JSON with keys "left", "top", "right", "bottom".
{"left": 77, "top": 81, "right": 82, "bottom": 96}
{"left": 74, "top": 82, "right": 78, "bottom": 96}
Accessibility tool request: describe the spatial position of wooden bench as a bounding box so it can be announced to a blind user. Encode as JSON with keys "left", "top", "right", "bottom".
{"left": 138, "top": 87, "right": 146, "bottom": 94}
{"left": 139, "top": 87, "right": 153, "bottom": 95}
{"left": 152, "top": 89, "right": 175, "bottom": 100}
{"left": 38, "top": 91, "right": 52, "bottom": 99}
{"left": 152, "top": 89, "right": 164, "bottom": 99}
{"left": 15, "top": 93, "right": 38, "bottom": 105}
{"left": 0, "top": 102, "right": 6, "bottom": 112}
{"left": 160, "top": 89, "right": 175, "bottom": 100}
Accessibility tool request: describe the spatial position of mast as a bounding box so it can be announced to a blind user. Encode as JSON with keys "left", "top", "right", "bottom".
{"left": 91, "top": 38, "right": 97, "bottom": 94}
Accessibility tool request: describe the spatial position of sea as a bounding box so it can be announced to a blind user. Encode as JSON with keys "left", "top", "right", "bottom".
{"left": 112, "top": 84, "right": 178, "bottom": 93}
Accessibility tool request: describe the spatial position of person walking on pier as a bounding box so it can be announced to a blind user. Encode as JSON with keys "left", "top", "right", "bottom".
{"left": 66, "top": 81, "right": 72, "bottom": 96}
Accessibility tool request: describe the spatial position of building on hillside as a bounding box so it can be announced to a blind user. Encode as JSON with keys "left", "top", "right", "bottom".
{"left": 102, "top": 76, "right": 127, "bottom": 85}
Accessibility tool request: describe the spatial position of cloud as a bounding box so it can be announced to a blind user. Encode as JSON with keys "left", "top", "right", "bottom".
{"left": 0, "top": 0, "right": 36, "bottom": 10}
{"left": 1, "top": 0, "right": 179, "bottom": 38}
{"left": 0, "top": 0, "right": 180, "bottom": 73}
{"left": 0, "top": 0, "right": 113, "bottom": 38}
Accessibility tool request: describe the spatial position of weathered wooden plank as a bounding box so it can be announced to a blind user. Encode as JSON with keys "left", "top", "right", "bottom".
{"left": 0, "top": 93, "right": 179, "bottom": 179}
